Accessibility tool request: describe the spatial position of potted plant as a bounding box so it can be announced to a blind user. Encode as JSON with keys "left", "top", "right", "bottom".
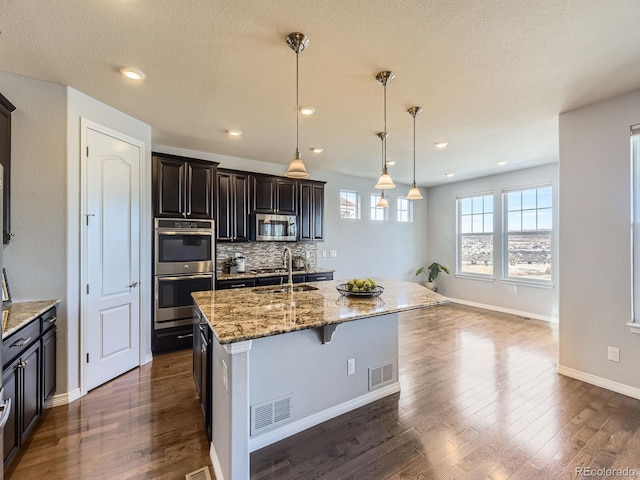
{"left": 225, "top": 257, "right": 238, "bottom": 274}
{"left": 416, "top": 262, "right": 450, "bottom": 291}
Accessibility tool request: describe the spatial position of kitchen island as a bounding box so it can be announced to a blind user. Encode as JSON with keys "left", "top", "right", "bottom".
{"left": 192, "top": 279, "right": 447, "bottom": 480}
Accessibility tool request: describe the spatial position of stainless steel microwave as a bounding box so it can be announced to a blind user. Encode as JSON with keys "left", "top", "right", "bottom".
{"left": 251, "top": 214, "right": 297, "bottom": 241}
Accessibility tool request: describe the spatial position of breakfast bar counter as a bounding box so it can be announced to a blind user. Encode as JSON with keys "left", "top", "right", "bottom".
{"left": 192, "top": 279, "right": 448, "bottom": 480}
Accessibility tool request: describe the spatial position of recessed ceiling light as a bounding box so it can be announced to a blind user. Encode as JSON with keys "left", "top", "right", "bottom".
{"left": 445, "top": 172, "right": 455, "bottom": 178}
{"left": 119, "top": 66, "right": 145, "bottom": 80}
{"left": 496, "top": 160, "right": 508, "bottom": 166}
{"left": 226, "top": 129, "right": 242, "bottom": 137}
{"left": 310, "top": 147, "right": 324, "bottom": 153}
{"left": 387, "top": 160, "right": 396, "bottom": 166}
{"left": 299, "top": 106, "right": 315, "bottom": 115}
{"left": 434, "top": 141, "right": 448, "bottom": 150}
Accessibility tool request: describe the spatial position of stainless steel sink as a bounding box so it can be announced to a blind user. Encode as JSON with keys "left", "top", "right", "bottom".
{"left": 251, "top": 284, "right": 319, "bottom": 294}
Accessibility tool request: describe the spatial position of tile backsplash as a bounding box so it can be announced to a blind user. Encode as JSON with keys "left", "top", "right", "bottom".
{"left": 217, "top": 242, "right": 317, "bottom": 273}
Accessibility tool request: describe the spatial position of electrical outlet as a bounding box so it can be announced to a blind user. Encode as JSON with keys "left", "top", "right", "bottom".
{"left": 330, "top": 250, "right": 337, "bottom": 258}
{"left": 607, "top": 346, "right": 620, "bottom": 363}
{"left": 347, "top": 358, "right": 355, "bottom": 375}
{"left": 222, "top": 360, "right": 229, "bottom": 391}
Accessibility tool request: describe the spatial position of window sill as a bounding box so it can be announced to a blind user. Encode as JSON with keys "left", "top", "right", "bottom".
{"left": 627, "top": 322, "right": 640, "bottom": 335}
{"left": 500, "top": 278, "right": 554, "bottom": 289}
{"left": 454, "top": 273, "right": 494, "bottom": 283}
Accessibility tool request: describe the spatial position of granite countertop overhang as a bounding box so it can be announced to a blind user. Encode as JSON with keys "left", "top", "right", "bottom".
{"left": 192, "top": 279, "right": 448, "bottom": 345}
{"left": 217, "top": 267, "right": 335, "bottom": 281}
{"left": 2, "top": 299, "right": 61, "bottom": 338}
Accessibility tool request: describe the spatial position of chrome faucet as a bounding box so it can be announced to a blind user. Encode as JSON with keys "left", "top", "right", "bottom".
{"left": 282, "top": 247, "right": 293, "bottom": 288}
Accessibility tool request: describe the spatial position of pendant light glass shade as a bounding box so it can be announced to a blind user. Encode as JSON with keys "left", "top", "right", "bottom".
{"left": 375, "top": 71, "right": 396, "bottom": 190}
{"left": 285, "top": 32, "right": 310, "bottom": 178}
{"left": 376, "top": 191, "right": 389, "bottom": 208}
{"left": 406, "top": 106, "right": 423, "bottom": 200}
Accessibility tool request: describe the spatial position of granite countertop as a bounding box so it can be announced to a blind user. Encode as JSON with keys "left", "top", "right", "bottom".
{"left": 2, "top": 299, "right": 60, "bottom": 338}
{"left": 192, "top": 279, "right": 448, "bottom": 345}
{"left": 218, "top": 267, "right": 335, "bottom": 281}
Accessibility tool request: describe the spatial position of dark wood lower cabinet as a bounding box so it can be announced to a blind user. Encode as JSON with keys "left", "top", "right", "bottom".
{"left": 151, "top": 324, "right": 194, "bottom": 354}
{"left": 193, "top": 307, "right": 211, "bottom": 442}
{"left": 2, "top": 306, "right": 57, "bottom": 468}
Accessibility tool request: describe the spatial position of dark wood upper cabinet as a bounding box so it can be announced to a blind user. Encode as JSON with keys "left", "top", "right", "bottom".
{"left": 216, "top": 169, "right": 249, "bottom": 242}
{"left": 251, "top": 174, "right": 297, "bottom": 215}
{"left": 299, "top": 180, "right": 325, "bottom": 241}
{"left": 0, "top": 92, "right": 16, "bottom": 244}
{"left": 152, "top": 152, "right": 217, "bottom": 219}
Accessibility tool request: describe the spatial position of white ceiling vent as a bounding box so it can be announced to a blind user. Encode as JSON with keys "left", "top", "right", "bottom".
{"left": 251, "top": 393, "right": 293, "bottom": 435}
{"left": 369, "top": 361, "right": 395, "bottom": 391}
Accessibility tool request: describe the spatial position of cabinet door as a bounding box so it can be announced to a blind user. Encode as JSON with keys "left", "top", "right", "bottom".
{"left": 0, "top": 93, "right": 15, "bottom": 244}
{"left": 216, "top": 172, "right": 233, "bottom": 241}
{"left": 154, "top": 156, "right": 185, "bottom": 217}
{"left": 233, "top": 173, "right": 250, "bottom": 242}
{"left": 312, "top": 183, "right": 325, "bottom": 240}
{"left": 200, "top": 329, "right": 210, "bottom": 440}
{"left": 216, "top": 278, "right": 256, "bottom": 289}
{"left": 251, "top": 175, "right": 275, "bottom": 213}
{"left": 21, "top": 341, "right": 41, "bottom": 442}
{"left": 2, "top": 358, "right": 18, "bottom": 466}
{"left": 186, "top": 162, "right": 215, "bottom": 219}
{"left": 299, "top": 182, "right": 313, "bottom": 241}
{"left": 42, "top": 328, "right": 56, "bottom": 407}
{"left": 193, "top": 323, "right": 203, "bottom": 401}
{"left": 276, "top": 178, "right": 297, "bottom": 214}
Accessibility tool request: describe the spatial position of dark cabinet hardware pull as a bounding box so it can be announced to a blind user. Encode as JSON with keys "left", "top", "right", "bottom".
{"left": 231, "top": 283, "right": 246, "bottom": 288}
{"left": 11, "top": 337, "right": 31, "bottom": 348}
{"left": 177, "top": 333, "right": 194, "bottom": 339}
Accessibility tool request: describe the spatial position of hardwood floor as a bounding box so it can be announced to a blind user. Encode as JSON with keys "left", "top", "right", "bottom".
{"left": 8, "top": 304, "right": 640, "bottom": 479}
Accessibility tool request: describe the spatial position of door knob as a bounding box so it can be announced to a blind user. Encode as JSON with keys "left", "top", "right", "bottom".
{"left": 126, "top": 281, "right": 139, "bottom": 288}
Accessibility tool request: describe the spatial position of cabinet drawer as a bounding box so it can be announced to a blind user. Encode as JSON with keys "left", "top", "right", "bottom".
{"left": 40, "top": 308, "right": 57, "bottom": 334}
{"left": 3, "top": 320, "right": 40, "bottom": 368}
{"left": 306, "top": 273, "right": 333, "bottom": 282}
{"left": 216, "top": 278, "right": 257, "bottom": 290}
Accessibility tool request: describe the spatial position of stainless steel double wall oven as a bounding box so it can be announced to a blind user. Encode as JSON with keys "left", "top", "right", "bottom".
{"left": 153, "top": 218, "right": 214, "bottom": 330}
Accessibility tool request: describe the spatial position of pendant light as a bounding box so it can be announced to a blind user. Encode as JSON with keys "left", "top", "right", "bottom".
{"left": 374, "top": 71, "right": 396, "bottom": 190}
{"left": 406, "top": 106, "right": 423, "bottom": 200}
{"left": 284, "top": 32, "right": 311, "bottom": 178}
{"left": 375, "top": 132, "right": 389, "bottom": 207}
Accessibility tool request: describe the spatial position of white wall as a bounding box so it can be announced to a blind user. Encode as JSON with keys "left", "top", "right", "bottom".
{"left": 426, "top": 164, "right": 559, "bottom": 320}
{"left": 559, "top": 88, "right": 640, "bottom": 393}
{"left": 0, "top": 71, "right": 68, "bottom": 388}
{"left": 155, "top": 145, "right": 429, "bottom": 281}
{"left": 67, "top": 88, "right": 152, "bottom": 396}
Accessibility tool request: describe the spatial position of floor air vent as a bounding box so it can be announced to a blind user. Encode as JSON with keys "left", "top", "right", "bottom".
{"left": 185, "top": 466, "right": 212, "bottom": 480}
{"left": 369, "top": 361, "right": 394, "bottom": 391}
{"left": 251, "top": 394, "right": 293, "bottom": 435}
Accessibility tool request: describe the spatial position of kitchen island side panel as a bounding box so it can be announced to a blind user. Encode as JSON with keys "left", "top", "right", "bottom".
{"left": 248, "top": 313, "right": 399, "bottom": 440}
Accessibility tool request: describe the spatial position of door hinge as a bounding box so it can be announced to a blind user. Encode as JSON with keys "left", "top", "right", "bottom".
{"left": 86, "top": 353, "right": 89, "bottom": 363}
{"left": 86, "top": 146, "right": 89, "bottom": 157}
{"left": 86, "top": 284, "right": 89, "bottom": 294}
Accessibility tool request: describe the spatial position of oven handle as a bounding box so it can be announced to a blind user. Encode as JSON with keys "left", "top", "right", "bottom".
{"left": 155, "top": 230, "right": 213, "bottom": 236}
{"left": 156, "top": 274, "right": 213, "bottom": 282}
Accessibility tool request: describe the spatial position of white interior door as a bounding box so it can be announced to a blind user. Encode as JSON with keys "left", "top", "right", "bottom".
{"left": 84, "top": 126, "right": 141, "bottom": 392}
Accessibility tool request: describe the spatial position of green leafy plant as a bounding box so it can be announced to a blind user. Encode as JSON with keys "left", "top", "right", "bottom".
{"left": 416, "top": 262, "right": 450, "bottom": 282}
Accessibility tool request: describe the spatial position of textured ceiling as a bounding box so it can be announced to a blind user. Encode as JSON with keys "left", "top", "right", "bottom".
{"left": 2, "top": 0, "right": 640, "bottom": 186}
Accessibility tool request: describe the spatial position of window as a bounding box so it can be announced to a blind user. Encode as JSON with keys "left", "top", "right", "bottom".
{"left": 503, "top": 184, "right": 552, "bottom": 282}
{"left": 340, "top": 190, "right": 361, "bottom": 219}
{"left": 370, "top": 194, "right": 387, "bottom": 221}
{"left": 457, "top": 193, "right": 493, "bottom": 276}
{"left": 397, "top": 197, "right": 413, "bottom": 222}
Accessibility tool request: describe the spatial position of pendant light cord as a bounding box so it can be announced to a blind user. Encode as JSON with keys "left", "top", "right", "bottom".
{"left": 296, "top": 51, "right": 300, "bottom": 155}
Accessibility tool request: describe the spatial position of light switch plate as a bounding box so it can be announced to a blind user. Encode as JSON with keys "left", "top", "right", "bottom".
{"left": 330, "top": 250, "right": 337, "bottom": 258}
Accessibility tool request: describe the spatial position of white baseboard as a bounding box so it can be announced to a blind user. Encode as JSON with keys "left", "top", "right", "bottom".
{"left": 51, "top": 388, "right": 82, "bottom": 407}
{"left": 448, "top": 297, "right": 557, "bottom": 323}
{"left": 557, "top": 365, "right": 640, "bottom": 401}
{"left": 143, "top": 353, "right": 153, "bottom": 365}
{"left": 248, "top": 382, "right": 401, "bottom": 453}
{"left": 209, "top": 443, "right": 225, "bottom": 480}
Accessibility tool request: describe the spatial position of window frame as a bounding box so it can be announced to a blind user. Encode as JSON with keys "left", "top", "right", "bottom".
{"left": 501, "top": 183, "right": 553, "bottom": 287}
{"left": 455, "top": 192, "right": 494, "bottom": 279}
{"left": 339, "top": 189, "right": 361, "bottom": 220}
{"left": 396, "top": 197, "right": 413, "bottom": 223}
{"left": 630, "top": 127, "right": 640, "bottom": 333}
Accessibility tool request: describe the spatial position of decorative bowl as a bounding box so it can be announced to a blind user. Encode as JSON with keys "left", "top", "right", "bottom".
{"left": 336, "top": 284, "right": 384, "bottom": 298}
